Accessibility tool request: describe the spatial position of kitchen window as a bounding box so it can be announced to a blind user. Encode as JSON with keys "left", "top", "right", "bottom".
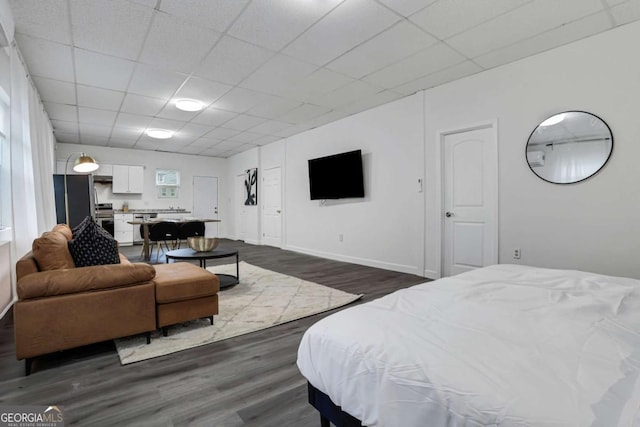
{"left": 156, "top": 169, "right": 180, "bottom": 186}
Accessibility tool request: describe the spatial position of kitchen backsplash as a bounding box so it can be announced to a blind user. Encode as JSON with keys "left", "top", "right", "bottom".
{"left": 94, "top": 182, "right": 187, "bottom": 211}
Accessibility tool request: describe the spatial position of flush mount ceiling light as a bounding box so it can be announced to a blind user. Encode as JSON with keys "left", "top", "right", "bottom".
{"left": 146, "top": 129, "right": 174, "bottom": 139}
{"left": 539, "top": 113, "right": 566, "bottom": 127}
{"left": 175, "top": 99, "right": 204, "bottom": 112}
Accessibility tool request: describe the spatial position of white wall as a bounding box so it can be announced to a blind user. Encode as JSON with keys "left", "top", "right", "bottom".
{"left": 56, "top": 143, "right": 229, "bottom": 236}
{"left": 424, "top": 20, "right": 640, "bottom": 279}
{"left": 226, "top": 147, "right": 260, "bottom": 244}
{"left": 284, "top": 93, "right": 425, "bottom": 275}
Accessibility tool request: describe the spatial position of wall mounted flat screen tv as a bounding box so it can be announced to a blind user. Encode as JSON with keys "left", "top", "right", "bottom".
{"left": 308, "top": 149, "right": 364, "bottom": 200}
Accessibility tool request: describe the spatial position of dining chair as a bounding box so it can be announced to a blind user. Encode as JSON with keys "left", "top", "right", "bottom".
{"left": 177, "top": 221, "right": 205, "bottom": 248}
{"left": 145, "top": 222, "right": 179, "bottom": 262}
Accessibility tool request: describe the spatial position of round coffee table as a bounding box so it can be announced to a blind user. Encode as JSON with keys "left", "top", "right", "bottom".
{"left": 165, "top": 247, "right": 239, "bottom": 289}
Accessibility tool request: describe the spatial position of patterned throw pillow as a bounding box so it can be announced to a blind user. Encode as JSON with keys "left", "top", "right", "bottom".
{"left": 69, "top": 217, "right": 121, "bottom": 267}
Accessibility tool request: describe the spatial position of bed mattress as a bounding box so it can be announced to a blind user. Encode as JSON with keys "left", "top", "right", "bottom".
{"left": 297, "top": 264, "right": 640, "bottom": 426}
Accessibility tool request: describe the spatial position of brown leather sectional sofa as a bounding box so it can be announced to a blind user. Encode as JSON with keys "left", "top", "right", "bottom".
{"left": 14, "top": 224, "right": 219, "bottom": 375}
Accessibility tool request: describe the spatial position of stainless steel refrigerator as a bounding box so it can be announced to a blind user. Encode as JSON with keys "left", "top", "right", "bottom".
{"left": 53, "top": 174, "right": 95, "bottom": 228}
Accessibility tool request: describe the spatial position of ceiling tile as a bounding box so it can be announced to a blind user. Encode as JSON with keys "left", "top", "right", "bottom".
{"left": 77, "top": 85, "right": 125, "bottom": 111}
{"left": 278, "top": 68, "right": 354, "bottom": 102}
{"left": 283, "top": 0, "right": 401, "bottom": 66}
{"left": 178, "top": 123, "right": 214, "bottom": 138}
{"left": 363, "top": 43, "right": 465, "bottom": 88}
{"left": 146, "top": 118, "right": 184, "bottom": 132}
{"left": 341, "top": 90, "right": 405, "bottom": 114}
{"left": 191, "top": 107, "right": 238, "bottom": 127}
{"left": 173, "top": 76, "right": 232, "bottom": 106}
{"left": 201, "top": 146, "right": 230, "bottom": 157}
{"left": 228, "top": 0, "right": 345, "bottom": 51}
{"left": 246, "top": 96, "right": 302, "bottom": 120}
{"left": 249, "top": 120, "right": 293, "bottom": 136}
{"left": 474, "top": 12, "right": 612, "bottom": 69}
{"left": 113, "top": 112, "right": 153, "bottom": 129}
{"left": 410, "top": 0, "right": 531, "bottom": 40}
{"left": 178, "top": 145, "right": 207, "bottom": 155}
{"left": 204, "top": 127, "right": 241, "bottom": 140}
{"left": 300, "top": 110, "right": 351, "bottom": 129}
{"left": 310, "top": 80, "right": 383, "bottom": 109}
{"left": 128, "top": 64, "right": 189, "bottom": 99}
{"left": 53, "top": 132, "right": 80, "bottom": 144}
{"left": 32, "top": 77, "right": 76, "bottom": 105}
{"left": 327, "top": 21, "right": 437, "bottom": 78}
{"left": 210, "top": 87, "right": 274, "bottom": 113}
{"left": 9, "top": 0, "right": 71, "bottom": 44}
{"left": 214, "top": 140, "right": 245, "bottom": 151}
{"left": 377, "top": 0, "right": 437, "bottom": 17}
{"left": 393, "top": 60, "right": 483, "bottom": 95}
{"left": 108, "top": 139, "right": 138, "bottom": 148}
{"left": 69, "top": 0, "right": 153, "bottom": 60}
{"left": 240, "top": 54, "right": 318, "bottom": 95}
{"left": 222, "top": 114, "right": 267, "bottom": 131}
{"left": 253, "top": 135, "right": 282, "bottom": 146}
{"left": 227, "top": 131, "right": 263, "bottom": 143}
{"left": 110, "top": 126, "right": 144, "bottom": 140}
{"left": 51, "top": 120, "right": 79, "bottom": 134}
{"left": 44, "top": 102, "right": 78, "bottom": 122}
{"left": 606, "top": 0, "right": 627, "bottom": 5}
{"left": 120, "top": 94, "right": 167, "bottom": 116}
{"left": 157, "top": 105, "right": 201, "bottom": 121}
{"left": 75, "top": 48, "right": 137, "bottom": 91}
{"left": 138, "top": 12, "right": 221, "bottom": 73}
{"left": 79, "top": 122, "right": 112, "bottom": 138}
{"left": 189, "top": 137, "right": 223, "bottom": 148}
{"left": 15, "top": 34, "right": 74, "bottom": 82}
{"left": 611, "top": 0, "right": 640, "bottom": 25}
{"left": 195, "top": 36, "right": 275, "bottom": 86}
{"left": 279, "top": 104, "right": 332, "bottom": 124}
{"left": 159, "top": 0, "right": 250, "bottom": 32}
{"left": 78, "top": 107, "right": 117, "bottom": 127}
{"left": 446, "top": 0, "right": 604, "bottom": 58}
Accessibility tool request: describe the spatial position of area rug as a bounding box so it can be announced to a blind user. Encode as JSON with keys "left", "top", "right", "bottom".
{"left": 114, "top": 261, "right": 363, "bottom": 364}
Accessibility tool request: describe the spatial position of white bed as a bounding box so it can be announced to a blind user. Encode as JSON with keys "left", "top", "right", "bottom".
{"left": 297, "top": 264, "right": 640, "bottom": 426}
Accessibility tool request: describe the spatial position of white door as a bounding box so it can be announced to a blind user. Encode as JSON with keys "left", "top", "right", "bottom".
{"left": 443, "top": 126, "right": 498, "bottom": 277}
{"left": 193, "top": 176, "right": 218, "bottom": 237}
{"left": 235, "top": 174, "right": 246, "bottom": 240}
{"left": 262, "top": 167, "right": 282, "bottom": 247}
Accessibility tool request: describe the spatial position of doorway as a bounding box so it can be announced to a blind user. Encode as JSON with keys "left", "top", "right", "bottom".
{"left": 441, "top": 123, "right": 498, "bottom": 277}
{"left": 261, "top": 166, "right": 282, "bottom": 248}
{"left": 193, "top": 176, "right": 218, "bottom": 237}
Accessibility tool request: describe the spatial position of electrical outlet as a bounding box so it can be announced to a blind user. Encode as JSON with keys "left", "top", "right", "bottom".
{"left": 339, "top": 234, "right": 343, "bottom": 242}
{"left": 513, "top": 248, "right": 521, "bottom": 259}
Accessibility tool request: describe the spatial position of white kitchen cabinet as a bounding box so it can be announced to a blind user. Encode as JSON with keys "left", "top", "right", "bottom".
{"left": 114, "top": 213, "right": 134, "bottom": 246}
{"left": 112, "top": 165, "right": 144, "bottom": 193}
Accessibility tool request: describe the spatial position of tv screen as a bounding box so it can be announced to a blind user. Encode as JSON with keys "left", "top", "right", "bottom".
{"left": 308, "top": 150, "right": 364, "bottom": 200}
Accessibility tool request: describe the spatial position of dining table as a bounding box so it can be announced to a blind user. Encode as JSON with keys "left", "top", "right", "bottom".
{"left": 127, "top": 218, "right": 221, "bottom": 261}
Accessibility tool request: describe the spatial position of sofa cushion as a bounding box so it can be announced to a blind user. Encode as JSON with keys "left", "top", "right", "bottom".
{"left": 52, "top": 223, "right": 73, "bottom": 241}
{"left": 154, "top": 263, "right": 220, "bottom": 304}
{"left": 69, "top": 217, "right": 121, "bottom": 267}
{"left": 17, "top": 263, "right": 156, "bottom": 300}
{"left": 32, "top": 231, "right": 75, "bottom": 271}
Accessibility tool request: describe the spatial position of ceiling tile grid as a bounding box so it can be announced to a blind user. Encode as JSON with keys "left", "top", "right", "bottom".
{"left": 7, "top": 0, "right": 639, "bottom": 158}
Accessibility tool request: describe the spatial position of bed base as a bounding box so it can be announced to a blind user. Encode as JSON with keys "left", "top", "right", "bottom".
{"left": 307, "top": 382, "right": 364, "bottom": 427}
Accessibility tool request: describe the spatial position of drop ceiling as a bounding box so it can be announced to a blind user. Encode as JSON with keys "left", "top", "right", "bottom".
{"left": 8, "top": 0, "right": 640, "bottom": 158}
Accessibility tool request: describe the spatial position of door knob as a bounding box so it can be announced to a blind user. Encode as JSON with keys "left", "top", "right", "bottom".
{"left": 276, "top": 210, "right": 281, "bottom": 213}
{"left": 445, "top": 212, "right": 453, "bottom": 217}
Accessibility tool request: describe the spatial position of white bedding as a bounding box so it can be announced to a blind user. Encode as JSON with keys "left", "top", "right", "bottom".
{"left": 297, "top": 264, "right": 640, "bottom": 426}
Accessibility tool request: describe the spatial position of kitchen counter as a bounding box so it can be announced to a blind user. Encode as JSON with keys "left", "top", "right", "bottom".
{"left": 114, "top": 209, "right": 191, "bottom": 214}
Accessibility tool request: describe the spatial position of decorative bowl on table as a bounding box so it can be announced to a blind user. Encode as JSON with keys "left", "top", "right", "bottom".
{"left": 187, "top": 237, "right": 219, "bottom": 252}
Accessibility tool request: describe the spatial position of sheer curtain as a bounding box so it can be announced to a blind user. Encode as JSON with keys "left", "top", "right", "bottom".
{"left": 9, "top": 44, "right": 56, "bottom": 258}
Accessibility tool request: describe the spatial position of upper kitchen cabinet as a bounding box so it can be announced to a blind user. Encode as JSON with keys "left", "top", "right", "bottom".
{"left": 112, "top": 164, "right": 144, "bottom": 193}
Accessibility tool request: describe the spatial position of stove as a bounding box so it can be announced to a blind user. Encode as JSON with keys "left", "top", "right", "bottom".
{"left": 95, "top": 203, "right": 115, "bottom": 236}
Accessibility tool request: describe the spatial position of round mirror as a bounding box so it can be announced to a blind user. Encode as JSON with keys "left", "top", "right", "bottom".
{"left": 526, "top": 111, "right": 613, "bottom": 184}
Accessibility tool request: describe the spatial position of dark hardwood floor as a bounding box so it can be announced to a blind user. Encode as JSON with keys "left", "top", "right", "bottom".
{"left": 0, "top": 240, "right": 428, "bottom": 426}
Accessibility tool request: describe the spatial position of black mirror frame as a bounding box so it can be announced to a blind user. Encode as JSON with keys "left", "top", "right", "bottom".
{"left": 525, "top": 110, "right": 614, "bottom": 185}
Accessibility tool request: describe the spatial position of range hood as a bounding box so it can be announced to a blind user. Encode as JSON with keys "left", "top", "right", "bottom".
{"left": 93, "top": 175, "right": 113, "bottom": 183}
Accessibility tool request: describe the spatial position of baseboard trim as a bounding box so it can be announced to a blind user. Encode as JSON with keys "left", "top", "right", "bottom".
{"left": 423, "top": 269, "right": 440, "bottom": 280}
{"left": 285, "top": 245, "right": 423, "bottom": 276}
{"left": 244, "top": 238, "right": 260, "bottom": 245}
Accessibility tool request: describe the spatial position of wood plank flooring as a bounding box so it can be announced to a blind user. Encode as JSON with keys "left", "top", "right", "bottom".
{"left": 0, "top": 240, "right": 428, "bottom": 426}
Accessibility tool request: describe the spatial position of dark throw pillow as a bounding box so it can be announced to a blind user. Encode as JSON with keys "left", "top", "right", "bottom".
{"left": 69, "top": 217, "right": 121, "bottom": 267}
